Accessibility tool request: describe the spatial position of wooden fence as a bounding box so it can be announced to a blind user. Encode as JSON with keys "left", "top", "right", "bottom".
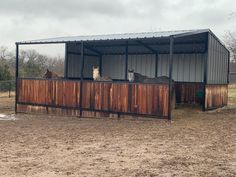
{"left": 17, "top": 79, "right": 169, "bottom": 117}
{"left": 175, "top": 82, "right": 204, "bottom": 105}
{"left": 205, "top": 84, "right": 228, "bottom": 110}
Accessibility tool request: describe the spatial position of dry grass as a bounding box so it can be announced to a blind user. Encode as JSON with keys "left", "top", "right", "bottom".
{"left": 228, "top": 84, "right": 236, "bottom": 89}
{"left": 228, "top": 85, "right": 236, "bottom": 106}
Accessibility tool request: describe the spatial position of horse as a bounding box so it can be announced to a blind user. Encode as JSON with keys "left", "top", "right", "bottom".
{"left": 93, "top": 66, "right": 112, "bottom": 81}
{"left": 128, "top": 69, "right": 176, "bottom": 108}
{"left": 128, "top": 69, "right": 174, "bottom": 84}
{"left": 43, "top": 69, "right": 60, "bottom": 79}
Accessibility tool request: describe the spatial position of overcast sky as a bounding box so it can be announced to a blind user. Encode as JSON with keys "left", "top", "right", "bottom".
{"left": 0, "top": 0, "right": 235, "bottom": 56}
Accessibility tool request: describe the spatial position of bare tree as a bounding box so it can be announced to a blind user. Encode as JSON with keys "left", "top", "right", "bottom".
{"left": 0, "top": 46, "right": 65, "bottom": 78}
{"left": 224, "top": 31, "right": 236, "bottom": 63}
{"left": 0, "top": 46, "right": 13, "bottom": 61}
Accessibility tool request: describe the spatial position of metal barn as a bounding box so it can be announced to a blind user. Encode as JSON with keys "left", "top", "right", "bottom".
{"left": 15, "top": 29, "right": 230, "bottom": 119}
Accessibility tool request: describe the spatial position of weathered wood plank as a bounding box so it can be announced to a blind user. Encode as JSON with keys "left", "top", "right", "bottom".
{"left": 17, "top": 79, "right": 170, "bottom": 117}
{"left": 205, "top": 84, "right": 228, "bottom": 110}
{"left": 175, "top": 82, "right": 204, "bottom": 104}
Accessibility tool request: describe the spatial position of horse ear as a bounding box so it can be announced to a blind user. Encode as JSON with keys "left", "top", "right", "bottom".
{"left": 46, "top": 69, "right": 49, "bottom": 72}
{"left": 128, "top": 69, "right": 134, "bottom": 72}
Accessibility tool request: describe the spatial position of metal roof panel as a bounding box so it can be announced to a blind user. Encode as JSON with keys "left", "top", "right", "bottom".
{"left": 17, "top": 29, "right": 210, "bottom": 44}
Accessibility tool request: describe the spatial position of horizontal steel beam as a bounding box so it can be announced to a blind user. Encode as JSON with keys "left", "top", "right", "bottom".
{"left": 16, "top": 41, "right": 68, "bottom": 45}
{"left": 100, "top": 51, "right": 205, "bottom": 55}
{"left": 17, "top": 77, "right": 169, "bottom": 85}
{"left": 84, "top": 45, "right": 102, "bottom": 55}
{"left": 67, "top": 51, "right": 99, "bottom": 57}
{"left": 16, "top": 40, "right": 207, "bottom": 47}
{"left": 135, "top": 40, "right": 157, "bottom": 53}
{"left": 17, "top": 102, "right": 169, "bottom": 119}
{"left": 89, "top": 41, "right": 206, "bottom": 48}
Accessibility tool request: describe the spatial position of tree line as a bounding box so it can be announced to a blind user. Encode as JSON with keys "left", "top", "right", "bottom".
{"left": 225, "top": 31, "right": 236, "bottom": 64}
{"left": 224, "top": 31, "right": 236, "bottom": 73}
{"left": 0, "top": 46, "right": 64, "bottom": 81}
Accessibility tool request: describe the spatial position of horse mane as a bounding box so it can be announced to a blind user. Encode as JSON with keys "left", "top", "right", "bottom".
{"left": 128, "top": 70, "right": 174, "bottom": 84}
{"left": 43, "top": 69, "right": 60, "bottom": 79}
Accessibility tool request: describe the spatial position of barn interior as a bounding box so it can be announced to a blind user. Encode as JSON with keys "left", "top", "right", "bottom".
{"left": 64, "top": 31, "right": 208, "bottom": 107}
{"left": 66, "top": 32, "right": 207, "bottom": 81}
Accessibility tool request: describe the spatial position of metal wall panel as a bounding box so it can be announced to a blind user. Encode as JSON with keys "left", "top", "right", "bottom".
{"left": 157, "top": 54, "right": 205, "bottom": 82}
{"left": 67, "top": 54, "right": 81, "bottom": 78}
{"left": 67, "top": 43, "right": 100, "bottom": 78}
{"left": 67, "top": 54, "right": 99, "bottom": 78}
{"left": 68, "top": 43, "right": 80, "bottom": 52}
{"left": 207, "top": 33, "right": 229, "bottom": 84}
{"left": 101, "top": 55, "right": 126, "bottom": 79}
{"left": 67, "top": 42, "right": 206, "bottom": 81}
{"left": 101, "top": 53, "right": 204, "bottom": 82}
{"left": 84, "top": 56, "right": 100, "bottom": 77}
{"left": 128, "top": 54, "right": 156, "bottom": 77}
{"left": 101, "top": 54, "right": 156, "bottom": 79}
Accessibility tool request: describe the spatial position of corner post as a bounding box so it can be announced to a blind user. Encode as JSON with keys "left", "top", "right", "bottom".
{"left": 168, "top": 36, "right": 174, "bottom": 120}
{"left": 125, "top": 41, "right": 128, "bottom": 80}
{"left": 15, "top": 43, "right": 19, "bottom": 113}
{"left": 79, "top": 42, "right": 85, "bottom": 117}
{"left": 227, "top": 50, "right": 230, "bottom": 84}
{"left": 99, "top": 54, "right": 102, "bottom": 76}
{"left": 203, "top": 33, "right": 209, "bottom": 111}
{"left": 227, "top": 50, "right": 230, "bottom": 106}
{"left": 155, "top": 53, "right": 158, "bottom": 77}
{"left": 64, "top": 43, "right": 68, "bottom": 78}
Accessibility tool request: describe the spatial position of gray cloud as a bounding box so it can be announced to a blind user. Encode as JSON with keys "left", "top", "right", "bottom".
{"left": 0, "top": 0, "right": 235, "bottom": 55}
{"left": 0, "top": 0, "right": 130, "bottom": 19}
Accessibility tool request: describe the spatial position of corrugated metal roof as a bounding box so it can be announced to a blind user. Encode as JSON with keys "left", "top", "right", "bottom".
{"left": 17, "top": 29, "right": 210, "bottom": 44}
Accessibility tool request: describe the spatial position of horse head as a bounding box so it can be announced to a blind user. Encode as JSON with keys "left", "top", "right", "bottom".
{"left": 128, "top": 69, "right": 134, "bottom": 82}
{"left": 43, "top": 69, "right": 59, "bottom": 79}
{"left": 93, "top": 66, "right": 100, "bottom": 80}
{"left": 43, "top": 69, "right": 51, "bottom": 78}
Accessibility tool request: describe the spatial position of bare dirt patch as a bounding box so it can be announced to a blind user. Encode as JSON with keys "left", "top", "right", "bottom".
{"left": 0, "top": 107, "right": 235, "bottom": 177}
{"left": 0, "top": 87, "right": 235, "bottom": 177}
{"left": 0, "top": 96, "right": 15, "bottom": 114}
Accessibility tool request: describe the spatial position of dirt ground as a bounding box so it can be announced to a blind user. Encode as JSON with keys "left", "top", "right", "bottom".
{"left": 0, "top": 91, "right": 15, "bottom": 114}
{"left": 0, "top": 89, "right": 235, "bottom": 177}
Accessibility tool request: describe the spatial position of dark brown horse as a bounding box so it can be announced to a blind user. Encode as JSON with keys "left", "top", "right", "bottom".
{"left": 128, "top": 70, "right": 174, "bottom": 84}
{"left": 128, "top": 70, "right": 176, "bottom": 108}
{"left": 43, "top": 69, "right": 60, "bottom": 79}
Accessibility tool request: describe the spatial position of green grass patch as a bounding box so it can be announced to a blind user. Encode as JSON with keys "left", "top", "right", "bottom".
{"left": 229, "top": 88, "right": 236, "bottom": 98}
